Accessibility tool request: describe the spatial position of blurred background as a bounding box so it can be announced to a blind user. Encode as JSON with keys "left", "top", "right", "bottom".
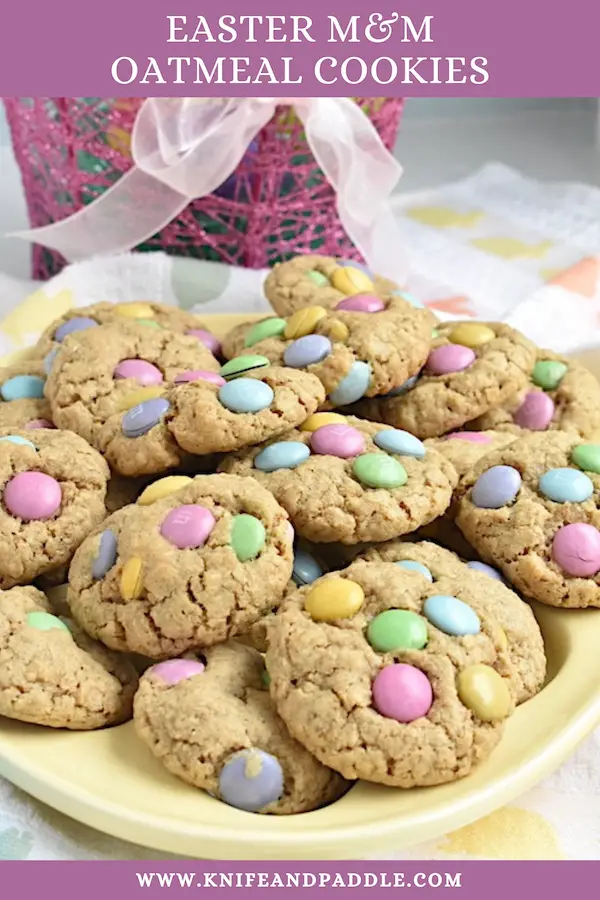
{"left": 1, "top": 97, "right": 599, "bottom": 281}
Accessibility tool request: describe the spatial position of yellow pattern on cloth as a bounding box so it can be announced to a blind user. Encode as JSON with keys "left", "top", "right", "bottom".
{"left": 407, "top": 206, "right": 484, "bottom": 228}
{"left": 0, "top": 288, "right": 72, "bottom": 357}
{"left": 440, "top": 808, "right": 565, "bottom": 860}
{"left": 471, "top": 238, "right": 553, "bottom": 259}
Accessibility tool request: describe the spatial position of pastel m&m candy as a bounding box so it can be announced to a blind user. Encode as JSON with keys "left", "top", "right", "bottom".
{"left": 24, "top": 419, "right": 55, "bottom": 430}
{"left": 149, "top": 658, "right": 205, "bottom": 684}
{"left": 372, "top": 664, "right": 433, "bottom": 722}
{"left": 117, "top": 386, "right": 164, "bottom": 412}
{"left": 160, "top": 505, "right": 216, "bottom": 550}
{"left": 513, "top": 392, "right": 554, "bottom": 430}
{"left": 572, "top": 443, "right": 600, "bottom": 474}
{"left": 4, "top": 472, "right": 62, "bottom": 521}
{"left": 1, "top": 375, "right": 45, "bottom": 401}
{"left": 54, "top": 317, "right": 98, "bottom": 342}
{"left": 244, "top": 318, "right": 287, "bottom": 347}
{"left": 457, "top": 664, "right": 511, "bottom": 721}
{"left": 449, "top": 323, "right": 495, "bottom": 348}
{"left": 367, "top": 609, "right": 428, "bottom": 652}
{"left": 219, "top": 749, "right": 284, "bottom": 812}
{"left": 352, "top": 453, "right": 407, "bottom": 489}
{"left": 328, "top": 361, "right": 371, "bottom": 406}
{"left": 423, "top": 594, "right": 480, "bottom": 636}
{"left": 220, "top": 355, "right": 270, "bottom": 381}
{"left": 122, "top": 397, "right": 170, "bottom": 437}
{"left": 120, "top": 557, "right": 144, "bottom": 600}
{"left": 396, "top": 560, "right": 433, "bottom": 581}
{"left": 300, "top": 412, "right": 347, "bottom": 432}
{"left": 174, "top": 370, "right": 225, "bottom": 386}
{"left": 26, "top": 611, "right": 69, "bottom": 633}
{"left": 231, "top": 514, "right": 266, "bottom": 561}
{"left": 373, "top": 429, "right": 425, "bottom": 458}
{"left": 445, "top": 432, "right": 492, "bottom": 444}
{"left": 304, "top": 578, "right": 364, "bottom": 621}
{"left": 283, "top": 335, "right": 332, "bottom": 368}
{"left": 92, "top": 530, "right": 118, "bottom": 579}
{"left": 552, "top": 523, "right": 600, "bottom": 577}
{"left": 218, "top": 379, "right": 274, "bottom": 414}
{"left": 310, "top": 424, "right": 365, "bottom": 458}
{"left": 426, "top": 344, "right": 476, "bottom": 375}
{"left": 292, "top": 549, "right": 323, "bottom": 586}
{"left": 0, "top": 435, "right": 35, "bottom": 450}
{"left": 114, "top": 359, "right": 163, "bottom": 386}
{"left": 331, "top": 266, "right": 374, "bottom": 295}
{"left": 335, "top": 294, "right": 385, "bottom": 313}
{"left": 284, "top": 307, "right": 327, "bottom": 340}
{"left": 187, "top": 329, "right": 222, "bottom": 356}
{"left": 137, "top": 476, "right": 193, "bottom": 506}
{"left": 466, "top": 561, "right": 504, "bottom": 581}
{"left": 115, "top": 302, "right": 155, "bottom": 319}
{"left": 471, "top": 465, "right": 521, "bottom": 509}
{"left": 254, "top": 441, "right": 310, "bottom": 472}
{"left": 531, "top": 359, "right": 567, "bottom": 390}
{"left": 539, "top": 467, "right": 593, "bottom": 503}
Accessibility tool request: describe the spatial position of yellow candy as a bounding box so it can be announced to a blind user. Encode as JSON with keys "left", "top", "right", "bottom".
{"left": 300, "top": 412, "right": 348, "bottom": 432}
{"left": 118, "top": 386, "right": 165, "bottom": 411}
{"left": 457, "top": 664, "right": 512, "bottom": 722}
{"left": 304, "top": 578, "right": 364, "bottom": 622}
{"left": 497, "top": 628, "right": 508, "bottom": 652}
{"left": 449, "top": 323, "right": 496, "bottom": 349}
{"left": 284, "top": 306, "right": 328, "bottom": 340}
{"left": 331, "top": 266, "right": 375, "bottom": 296}
{"left": 120, "top": 557, "right": 144, "bottom": 601}
{"left": 114, "top": 302, "right": 156, "bottom": 319}
{"left": 326, "top": 320, "right": 350, "bottom": 342}
{"left": 137, "top": 476, "right": 193, "bottom": 506}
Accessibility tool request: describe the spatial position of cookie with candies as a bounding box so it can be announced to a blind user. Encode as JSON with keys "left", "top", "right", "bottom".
{"left": 0, "top": 428, "right": 109, "bottom": 588}
{"left": 67, "top": 474, "right": 294, "bottom": 659}
{"left": 455, "top": 430, "right": 600, "bottom": 608}
{"left": 134, "top": 642, "right": 348, "bottom": 815}
{"left": 469, "top": 350, "right": 600, "bottom": 440}
{"left": 35, "top": 300, "right": 222, "bottom": 360}
{"left": 263, "top": 254, "right": 410, "bottom": 317}
{"left": 356, "top": 540, "right": 546, "bottom": 704}
{"left": 0, "top": 586, "right": 138, "bottom": 729}
{"left": 350, "top": 322, "right": 537, "bottom": 439}
{"left": 0, "top": 357, "right": 54, "bottom": 431}
{"left": 220, "top": 415, "right": 458, "bottom": 544}
{"left": 221, "top": 294, "right": 433, "bottom": 407}
{"left": 266, "top": 560, "right": 515, "bottom": 787}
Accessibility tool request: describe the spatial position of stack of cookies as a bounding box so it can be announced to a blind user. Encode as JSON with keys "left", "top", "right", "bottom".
{"left": 1, "top": 256, "right": 598, "bottom": 816}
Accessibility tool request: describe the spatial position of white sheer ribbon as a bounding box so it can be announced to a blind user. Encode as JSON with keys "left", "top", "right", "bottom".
{"left": 12, "top": 97, "right": 407, "bottom": 282}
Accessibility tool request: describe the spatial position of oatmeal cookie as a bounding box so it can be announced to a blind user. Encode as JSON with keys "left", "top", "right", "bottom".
{"left": 0, "top": 357, "right": 54, "bottom": 430}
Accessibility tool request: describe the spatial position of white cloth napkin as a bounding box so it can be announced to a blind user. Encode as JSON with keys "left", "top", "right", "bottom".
{"left": 2, "top": 163, "right": 600, "bottom": 861}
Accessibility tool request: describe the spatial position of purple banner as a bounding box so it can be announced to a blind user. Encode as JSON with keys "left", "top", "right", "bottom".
{"left": 1, "top": 861, "right": 600, "bottom": 896}
{"left": 0, "top": 0, "right": 597, "bottom": 97}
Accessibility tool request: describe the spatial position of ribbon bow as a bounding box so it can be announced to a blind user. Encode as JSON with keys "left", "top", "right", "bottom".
{"left": 13, "top": 97, "right": 407, "bottom": 282}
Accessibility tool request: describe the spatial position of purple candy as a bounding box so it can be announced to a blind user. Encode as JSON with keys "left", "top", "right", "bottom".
{"left": 218, "top": 749, "right": 284, "bottom": 812}
{"left": 466, "top": 561, "right": 505, "bottom": 582}
{"left": 283, "top": 335, "right": 332, "bottom": 368}
{"left": 54, "top": 317, "right": 99, "bottom": 342}
{"left": 471, "top": 465, "right": 522, "bottom": 509}
{"left": 122, "top": 397, "right": 170, "bottom": 438}
{"left": 427, "top": 344, "right": 476, "bottom": 375}
{"left": 514, "top": 392, "right": 555, "bottom": 431}
{"left": 335, "top": 294, "right": 385, "bottom": 313}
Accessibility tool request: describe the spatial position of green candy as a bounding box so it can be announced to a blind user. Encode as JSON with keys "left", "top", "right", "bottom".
{"left": 244, "top": 318, "right": 287, "bottom": 348}
{"left": 531, "top": 360, "right": 568, "bottom": 391}
{"left": 231, "top": 514, "right": 266, "bottom": 561}
{"left": 136, "top": 319, "right": 162, "bottom": 329}
{"left": 367, "top": 609, "right": 428, "bottom": 652}
{"left": 26, "top": 611, "right": 70, "bottom": 633}
{"left": 261, "top": 667, "right": 271, "bottom": 688}
{"left": 571, "top": 443, "right": 600, "bottom": 474}
{"left": 307, "top": 270, "right": 330, "bottom": 287}
{"left": 220, "top": 355, "right": 270, "bottom": 381}
{"left": 352, "top": 453, "right": 407, "bottom": 489}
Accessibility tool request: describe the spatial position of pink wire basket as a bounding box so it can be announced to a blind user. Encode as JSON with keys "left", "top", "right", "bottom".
{"left": 4, "top": 97, "right": 404, "bottom": 281}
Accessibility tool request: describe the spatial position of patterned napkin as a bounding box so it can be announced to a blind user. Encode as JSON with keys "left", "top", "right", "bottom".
{"left": 2, "top": 163, "right": 600, "bottom": 860}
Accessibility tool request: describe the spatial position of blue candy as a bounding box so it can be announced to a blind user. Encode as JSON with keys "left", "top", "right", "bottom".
{"left": 0, "top": 435, "right": 36, "bottom": 450}
{"left": 54, "top": 316, "right": 99, "bottom": 342}
{"left": 121, "top": 397, "right": 170, "bottom": 438}
{"left": 373, "top": 429, "right": 426, "bottom": 459}
{"left": 1, "top": 375, "right": 45, "bottom": 401}
{"left": 292, "top": 549, "right": 323, "bottom": 586}
{"left": 466, "top": 561, "right": 505, "bottom": 582}
{"left": 383, "top": 374, "right": 419, "bottom": 397}
{"left": 329, "top": 361, "right": 371, "bottom": 406}
{"left": 92, "top": 530, "right": 118, "bottom": 580}
{"left": 396, "top": 560, "right": 434, "bottom": 582}
{"left": 423, "top": 594, "right": 481, "bottom": 636}
{"left": 218, "top": 378, "right": 274, "bottom": 414}
{"left": 472, "top": 465, "right": 521, "bottom": 509}
{"left": 43, "top": 348, "right": 59, "bottom": 376}
{"left": 283, "top": 335, "right": 332, "bottom": 368}
{"left": 218, "top": 749, "right": 284, "bottom": 813}
{"left": 539, "top": 467, "right": 594, "bottom": 503}
{"left": 392, "top": 289, "right": 425, "bottom": 308}
{"left": 254, "top": 441, "right": 310, "bottom": 473}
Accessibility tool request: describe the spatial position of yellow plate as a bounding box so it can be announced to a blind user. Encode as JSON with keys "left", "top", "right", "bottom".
{"left": 0, "top": 311, "right": 599, "bottom": 860}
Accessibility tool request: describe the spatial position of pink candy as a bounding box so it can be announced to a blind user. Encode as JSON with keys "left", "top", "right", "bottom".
{"left": 24, "top": 419, "right": 55, "bottom": 430}
{"left": 174, "top": 370, "right": 226, "bottom": 386}
{"left": 4, "top": 471, "right": 62, "bottom": 521}
{"left": 160, "top": 504, "right": 216, "bottom": 549}
{"left": 187, "top": 329, "right": 222, "bottom": 356}
{"left": 426, "top": 344, "right": 476, "bottom": 375}
{"left": 446, "top": 432, "right": 492, "bottom": 443}
{"left": 513, "top": 392, "right": 554, "bottom": 430}
{"left": 552, "top": 523, "right": 600, "bottom": 577}
{"left": 286, "top": 522, "right": 295, "bottom": 543}
{"left": 372, "top": 663, "right": 433, "bottom": 723}
{"left": 150, "top": 658, "right": 205, "bottom": 684}
{"left": 310, "top": 424, "right": 365, "bottom": 458}
{"left": 114, "top": 359, "right": 163, "bottom": 386}
{"left": 335, "top": 294, "right": 385, "bottom": 313}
